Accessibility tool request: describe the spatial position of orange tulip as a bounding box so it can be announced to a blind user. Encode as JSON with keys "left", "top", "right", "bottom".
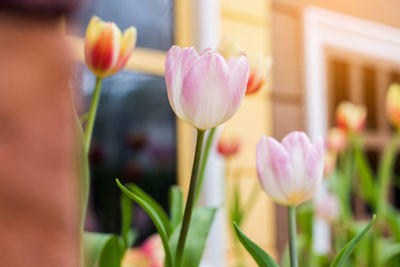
{"left": 386, "top": 83, "right": 400, "bottom": 130}
{"left": 335, "top": 101, "right": 366, "bottom": 133}
{"left": 245, "top": 53, "right": 272, "bottom": 95}
{"left": 218, "top": 37, "right": 272, "bottom": 95}
{"left": 84, "top": 16, "right": 137, "bottom": 78}
{"left": 217, "top": 132, "right": 241, "bottom": 157}
{"left": 326, "top": 127, "right": 347, "bottom": 153}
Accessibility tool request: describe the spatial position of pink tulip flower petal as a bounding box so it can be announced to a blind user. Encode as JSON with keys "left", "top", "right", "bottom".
{"left": 256, "top": 137, "right": 291, "bottom": 205}
{"left": 165, "top": 45, "right": 249, "bottom": 130}
{"left": 181, "top": 51, "right": 230, "bottom": 129}
{"left": 256, "top": 131, "right": 324, "bottom": 206}
{"left": 224, "top": 56, "right": 249, "bottom": 122}
{"left": 165, "top": 46, "right": 199, "bottom": 121}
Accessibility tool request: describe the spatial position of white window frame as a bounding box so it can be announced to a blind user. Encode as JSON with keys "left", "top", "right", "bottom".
{"left": 303, "top": 6, "right": 400, "bottom": 139}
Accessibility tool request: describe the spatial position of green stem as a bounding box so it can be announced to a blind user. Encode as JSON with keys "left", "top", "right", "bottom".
{"left": 84, "top": 77, "right": 103, "bottom": 152}
{"left": 175, "top": 129, "right": 206, "bottom": 267}
{"left": 288, "top": 205, "right": 298, "bottom": 267}
{"left": 194, "top": 127, "right": 217, "bottom": 205}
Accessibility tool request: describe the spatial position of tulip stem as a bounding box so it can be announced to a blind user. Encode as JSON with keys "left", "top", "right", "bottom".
{"left": 194, "top": 127, "right": 217, "bottom": 205}
{"left": 288, "top": 205, "right": 298, "bottom": 267}
{"left": 84, "top": 77, "right": 103, "bottom": 152}
{"left": 175, "top": 129, "right": 206, "bottom": 267}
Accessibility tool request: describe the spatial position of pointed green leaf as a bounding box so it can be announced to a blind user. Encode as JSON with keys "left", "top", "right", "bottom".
{"left": 120, "top": 184, "right": 136, "bottom": 253}
{"left": 84, "top": 232, "right": 121, "bottom": 267}
{"left": 74, "top": 109, "right": 90, "bottom": 229}
{"left": 330, "top": 215, "right": 376, "bottom": 267}
{"left": 169, "top": 207, "right": 217, "bottom": 267}
{"left": 233, "top": 222, "right": 279, "bottom": 267}
{"left": 169, "top": 186, "right": 183, "bottom": 230}
{"left": 386, "top": 206, "right": 400, "bottom": 241}
{"left": 377, "top": 133, "right": 400, "bottom": 215}
{"left": 116, "top": 179, "right": 173, "bottom": 267}
{"left": 125, "top": 182, "right": 171, "bottom": 236}
{"left": 352, "top": 135, "right": 376, "bottom": 206}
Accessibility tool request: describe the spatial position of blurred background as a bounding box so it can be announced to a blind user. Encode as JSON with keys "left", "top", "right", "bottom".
{"left": 1, "top": 0, "right": 400, "bottom": 266}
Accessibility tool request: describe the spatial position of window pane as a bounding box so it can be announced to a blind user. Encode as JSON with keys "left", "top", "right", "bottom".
{"left": 69, "top": 0, "right": 174, "bottom": 51}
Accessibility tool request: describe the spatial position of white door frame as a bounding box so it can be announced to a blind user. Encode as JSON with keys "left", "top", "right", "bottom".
{"left": 303, "top": 6, "right": 400, "bottom": 139}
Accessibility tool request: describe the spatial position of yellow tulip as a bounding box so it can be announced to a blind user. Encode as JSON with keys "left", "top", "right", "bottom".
{"left": 386, "top": 83, "right": 400, "bottom": 129}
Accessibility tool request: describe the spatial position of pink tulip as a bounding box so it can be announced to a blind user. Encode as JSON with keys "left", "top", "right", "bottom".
{"left": 256, "top": 132, "right": 324, "bottom": 206}
{"left": 315, "top": 192, "right": 339, "bottom": 223}
{"left": 141, "top": 234, "right": 164, "bottom": 267}
{"left": 165, "top": 46, "right": 249, "bottom": 130}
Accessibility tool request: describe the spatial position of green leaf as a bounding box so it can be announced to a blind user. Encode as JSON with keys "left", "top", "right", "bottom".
{"left": 120, "top": 184, "right": 137, "bottom": 253}
{"left": 330, "top": 215, "right": 376, "bottom": 267}
{"left": 74, "top": 109, "right": 90, "bottom": 230}
{"left": 230, "top": 180, "right": 243, "bottom": 226}
{"left": 233, "top": 222, "right": 279, "bottom": 267}
{"left": 125, "top": 182, "right": 172, "bottom": 236}
{"left": 116, "top": 179, "right": 173, "bottom": 267}
{"left": 169, "top": 206, "right": 217, "bottom": 267}
{"left": 377, "top": 133, "right": 400, "bottom": 215}
{"left": 84, "top": 232, "right": 121, "bottom": 267}
{"left": 352, "top": 135, "right": 376, "bottom": 207}
{"left": 169, "top": 186, "right": 183, "bottom": 230}
{"left": 380, "top": 241, "right": 400, "bottom": 264}
{"left": 386, "top": 206, "right": 400, "bottom": 241}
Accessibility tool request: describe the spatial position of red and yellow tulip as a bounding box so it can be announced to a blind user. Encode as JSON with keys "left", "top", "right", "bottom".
{"left": 386, "top": 83, "right": 400, "bottom": 130}
{"left": 335, "top": 101, "right": 367, "bottom": 133}
{"left": 84, "top": 16, "right": 137, "bottom": 78}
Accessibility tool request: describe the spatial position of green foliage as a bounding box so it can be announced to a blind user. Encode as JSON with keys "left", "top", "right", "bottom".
{"left": 169, "top": 207, "right": 217, "bottom": 267}
{"left": 120, "top": 184, "right": 137, "bottom": 254}
{"left": 169, "top": 186, "right": 183, "bottom": 230}
{"left": 74, "top": 109, "right": 90, "bottom": 229}
{"left": 116, "top": 179, "right": 217, "bottom": 267}
{"left": 234, "top": 222, "right": 280, "bottom": 267}
{"left": 330, "top": 215, "right": 376, "bottom": 267}
{"left": 84, "top": 232, "right": 121, "bottom": 267}
{"left": 116, "top": 179, "right": 174, "bottom": 267}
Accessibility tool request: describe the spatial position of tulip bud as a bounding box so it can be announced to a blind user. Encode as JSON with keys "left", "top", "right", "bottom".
{"left": 165, "top": 46, "right": 249, "bottom": 130}
{"left": 315, "top": 192, "right": 339, "bottom": 223}
{"left": 217, "top": 132, "right": 241, "bottom": 157}
{"left": 218, "top": 38, "right": 271, "bottom": 96}
{"left": 245, "top": 53, "right": 272, "bottom": 95}
{"left": 323, "top": 151, "right": 337, "bottom": 178}
{"left": 84, "top": 16, "right": 137, "bottom": 78}
{"left": 386, "top": 83, "right": 400, "bottom": 130}
{"left": 256, "top": 131, "right": 324, "bottom": 206}
{"left": 335, "top": 101, "right": 367, "bottom": 133}
{"left": 141, "top": 234, "right": 164, "bottom": 267}
{"left": 326, "top": 127, "right": 347, "bottom": 153}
